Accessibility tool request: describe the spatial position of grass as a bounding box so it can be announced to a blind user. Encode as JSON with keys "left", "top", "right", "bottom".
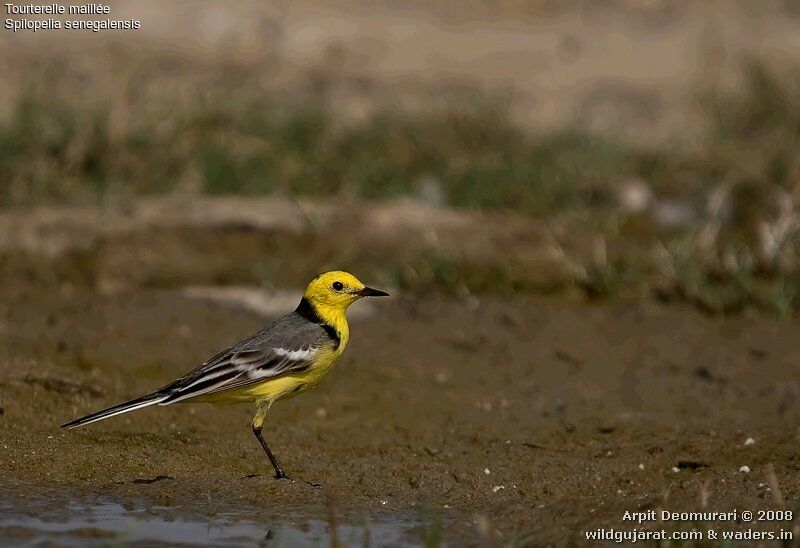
{"left": 3, "top": 55, "right": 800, "bottom": 316}
{"left": 700, "top": 59, "right": 800, "bottom": 189}
{"left": 0, "top": 57, "right": 643, "bottom": 213}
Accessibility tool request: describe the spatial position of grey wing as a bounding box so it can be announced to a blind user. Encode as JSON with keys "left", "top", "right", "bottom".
{"left": 156, "top": 313, "right": 332, "bottom": 404}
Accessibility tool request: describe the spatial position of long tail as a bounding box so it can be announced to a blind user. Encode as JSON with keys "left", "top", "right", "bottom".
{"left": 61, "top": 393, "right": 168, "bottom": 429}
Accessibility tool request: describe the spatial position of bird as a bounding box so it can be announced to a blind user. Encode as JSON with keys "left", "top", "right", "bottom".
{"left": 62, "top": 271, "right": 389, "bottom": 480}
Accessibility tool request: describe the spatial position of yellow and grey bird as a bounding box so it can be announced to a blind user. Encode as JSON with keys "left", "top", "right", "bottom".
{"left": 62, "top": 271, "right": 389, "bottom": 479}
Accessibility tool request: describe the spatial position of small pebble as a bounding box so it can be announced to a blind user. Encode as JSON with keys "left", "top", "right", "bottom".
{"left": 492, "top": 485, "right": 505, "bottom": 493}
{"left": 671, "top": 467, "right": 680, "bottom": 473}
{"left": 740, "top": 465, "right": 751, "bottom": 474}
{"left": 638, "top": 463, "right": 645, "bottom": 470}
{"left": 483, "top": 468, "right": 491, "bottom": 475}
{"left": 744, "top": 437, "right": 755, "bottom": 446}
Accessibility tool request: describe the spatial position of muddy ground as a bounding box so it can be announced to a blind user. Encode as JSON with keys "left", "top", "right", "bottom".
{"left": 3, "top": 275, "right": 800, "bottom": 544}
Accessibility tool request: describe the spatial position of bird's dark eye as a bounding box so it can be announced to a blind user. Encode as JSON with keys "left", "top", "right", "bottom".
{"left": 332, "top": 281, "right": 344, "bottom": 291}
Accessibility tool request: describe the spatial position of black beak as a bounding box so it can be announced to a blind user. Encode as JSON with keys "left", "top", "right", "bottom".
{"left": 355, "top": 286, "right": 390, "bottom": 297}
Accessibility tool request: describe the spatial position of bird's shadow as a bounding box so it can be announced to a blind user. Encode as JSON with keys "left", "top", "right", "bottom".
{"left": 117, "top": 474, "right": 174, "bottom": 485}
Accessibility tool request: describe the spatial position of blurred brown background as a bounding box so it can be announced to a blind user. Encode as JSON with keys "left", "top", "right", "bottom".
{"left": 4, "top": 0, "right": 800, "bottom": 312}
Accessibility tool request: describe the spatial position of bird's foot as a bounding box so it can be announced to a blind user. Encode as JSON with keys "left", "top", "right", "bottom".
{"left": 274, "top": 470, "right": 293, "bottom": 481}
{"left": 272, "top": 469, "right": 319, "bottom": 487}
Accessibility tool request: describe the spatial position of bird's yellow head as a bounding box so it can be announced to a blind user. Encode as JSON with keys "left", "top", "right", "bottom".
{"left": 303, "top": 271, "right": 389, "bottom": 313}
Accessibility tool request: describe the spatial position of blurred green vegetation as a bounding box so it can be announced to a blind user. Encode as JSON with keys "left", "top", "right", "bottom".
{"left": 700, "top": 59, "right": 800, "bottom": 189}
{"left": 3, "top": 58, "right": 800, "bottom": 316}
{"left": 0, "top": 72, "right": 640, "bottom": 213}
{"left": 5, "top": 58, "right": 800, "bottom": 209}
{"left": 5, "top": 58, "right": 799, "bottom": 208}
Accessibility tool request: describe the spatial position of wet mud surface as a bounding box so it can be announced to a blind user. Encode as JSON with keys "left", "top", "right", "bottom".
{"left": 1, "top": 488, "right": 428, "bottom": 547}
{"left": 3, "top": 284, "right": 800, "bottom": 544}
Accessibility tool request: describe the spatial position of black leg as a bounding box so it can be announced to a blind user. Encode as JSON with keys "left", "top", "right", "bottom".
{"left": 252, "top": 423, "right": 288, "bottom": 479}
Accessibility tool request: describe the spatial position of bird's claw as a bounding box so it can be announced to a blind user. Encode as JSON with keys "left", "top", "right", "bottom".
{"left": 272, "top": 470, "right": 319, "bottom": 487}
